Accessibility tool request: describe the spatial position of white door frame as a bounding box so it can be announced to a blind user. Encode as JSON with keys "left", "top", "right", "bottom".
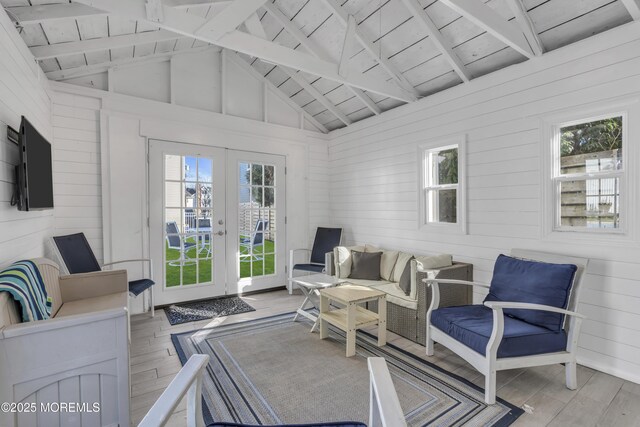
{"left": 149, "top": 139, "right": 227, "bottom": 305}
{"left": 226, "top": 150, "right": 287, "bottom": 294}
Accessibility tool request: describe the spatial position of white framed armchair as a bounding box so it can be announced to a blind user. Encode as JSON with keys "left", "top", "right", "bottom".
{"left": 423, "top": 249, "right": 588, "bottom": 404}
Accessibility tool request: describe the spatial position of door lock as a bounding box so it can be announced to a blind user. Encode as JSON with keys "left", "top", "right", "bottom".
{"left": 216, "top": 230, "right": 225, "bottom": 236}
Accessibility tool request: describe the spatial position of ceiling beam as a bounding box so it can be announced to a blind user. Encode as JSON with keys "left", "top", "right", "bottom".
{"left": 620, "top": 0, "right": 640, "bottom": 20}
{"left": 262, "top": 2, "right": 384, "bottom": 115}
{"left": 30, "top": 29, "right": 183, "bottom": 60}
{"left": 225, "top": 51, "right": 329, "bottom": 133}
{"left": 45, "top": 45, "right": 213, "bottom": 80}
{"left": 283, "top": 67, "right": 352, "bottom": 126}
{"left": 338, "top": 15, "right": 357, "bottom": 78}
{"left": 71, "top": 0, "right": 415, "bottom": 102}
{"left": 241, "top": 11, "right": 352, "bottom": 125}
{"left": 398, "top": 0, "right": 470, "bottom": 82}
{"left": 439, "top": 0, "right": 534, "bottom": 59}
{"left": 194, "top": 0, "right": 268, "bottom": 40}
{"left": 6, "top": 1, "right": 231, "bottom": 26}
{"left": 506, "top": 0, "right": 543, "bottom": 56}
{"left": 321, "top": 0, "right": 419, "bottom": 98}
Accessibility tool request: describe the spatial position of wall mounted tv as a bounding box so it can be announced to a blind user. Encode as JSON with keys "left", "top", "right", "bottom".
{"left": 14, "top": 116, "right": 54, "bottom": 211}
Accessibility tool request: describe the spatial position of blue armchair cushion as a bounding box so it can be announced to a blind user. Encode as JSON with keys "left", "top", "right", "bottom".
{"left": 431, "top": 305, "right": 568, "bottom": 358}
{"left": 129, "top": 278, "right": 155, "bottom": 297}
{"left": 484, "top": 254, "right": 577, "bottom": 331}
{"left": 293, "top": 263, "right": 325, "bottom": 274}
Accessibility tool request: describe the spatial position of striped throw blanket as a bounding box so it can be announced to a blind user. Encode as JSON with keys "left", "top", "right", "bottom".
{"left": 0, "top": 260, "right": 52, "bottom": 322}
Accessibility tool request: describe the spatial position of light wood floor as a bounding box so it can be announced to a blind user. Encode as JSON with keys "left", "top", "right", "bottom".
{"left": 129, "top": 289, "right": 638, "bottom": 427}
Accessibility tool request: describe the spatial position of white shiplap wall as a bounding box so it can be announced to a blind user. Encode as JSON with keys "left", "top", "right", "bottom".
{"left": 328, "top": 22, "right": 640, "bottom": 383}
{"left": 51, "top": 92, "right": 103, "bottom": 262}
{"left": 0, "top": 9, "right": 52, "bottom": 267}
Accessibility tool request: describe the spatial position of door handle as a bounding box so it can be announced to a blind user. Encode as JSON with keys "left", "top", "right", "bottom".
{"left": 215, "top": 230, "right": 225, "bottom": 236}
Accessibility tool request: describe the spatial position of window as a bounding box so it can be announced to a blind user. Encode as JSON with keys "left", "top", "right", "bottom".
{"left": 420, "top": 137, "right": 466, "bottom": 231}
{"left": 551, "top": 114, "right": 625, "bottom": 232}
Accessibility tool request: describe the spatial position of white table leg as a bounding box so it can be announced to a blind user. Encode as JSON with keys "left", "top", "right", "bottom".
{"left": 346, "top": 302, "right": 357, "bottom": 357}
{"left": 377, "top": 296, "right": 387, "bottom": 347}
{"left": 293, "top": 285, "right": 313, "bottom": 322}
{"left": 319, "top": 294, "right": 329, "bottom": 340}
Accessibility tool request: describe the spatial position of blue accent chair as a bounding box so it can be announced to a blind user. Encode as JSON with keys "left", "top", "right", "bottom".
{"left": 166, "top": 221, "right": 197, "bottom": 266}
{"left": 288, "top": 227, "right": 343, "bottom": 293}
{"left": 423, "top": 249, "right": 589, "bottom": 404}
{"left": 52, "top": 232, "right": 156, "bottom": 317}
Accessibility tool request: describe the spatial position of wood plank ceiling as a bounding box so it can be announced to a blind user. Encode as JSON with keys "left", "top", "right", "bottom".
{"left": 2, "top": 0, "right": 635, "bottom": 131}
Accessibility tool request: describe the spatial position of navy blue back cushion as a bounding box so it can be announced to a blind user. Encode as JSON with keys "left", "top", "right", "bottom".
{"left": 485, "top": 254, "right": 577, "bottom": 331}
{"left": 53, "top": 233, "right": 102, "bottom": 274}
{"left": 310, "top": 227, "right": 342, "bottom": 264}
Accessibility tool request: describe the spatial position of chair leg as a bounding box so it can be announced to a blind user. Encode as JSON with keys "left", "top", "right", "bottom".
{"left": 566, "top": 361, "right": 577, "bottom": 389}
{"left": 149, "top": 286, "right": 155, "bottom": 318}
{"left": 426, "top": 338, "right": 434, "bottom": 356}
{"left": 485, "top": 369, "right": 497, "bottom": 405}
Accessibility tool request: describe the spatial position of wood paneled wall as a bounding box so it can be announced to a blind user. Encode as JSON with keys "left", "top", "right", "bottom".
{"left": 328, "top": 22, "right": 640, "bottom": 383}
{"left": 0, "top": 8, "right": 53, "bottom": 267}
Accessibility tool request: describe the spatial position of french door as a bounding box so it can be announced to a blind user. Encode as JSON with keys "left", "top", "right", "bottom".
{"left": 149, "top": 140, "right": 286, "bottom": 305}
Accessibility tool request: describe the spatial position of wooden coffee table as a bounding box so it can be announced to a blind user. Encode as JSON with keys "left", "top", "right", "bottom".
{"left": 319, "top": 285, "right": 387, "bottom": 357}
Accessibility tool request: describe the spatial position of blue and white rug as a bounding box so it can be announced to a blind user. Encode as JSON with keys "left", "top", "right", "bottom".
{"left": 171, "top": 312, "right": 523, "bottom": 426}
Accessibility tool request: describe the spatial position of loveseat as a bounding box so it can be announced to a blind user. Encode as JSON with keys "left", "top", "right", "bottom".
{"left": 326, "top": 245, "right": 472, "bottom": 345}
{"left": 0, "top": 258, "right": 131, "bottom": 427}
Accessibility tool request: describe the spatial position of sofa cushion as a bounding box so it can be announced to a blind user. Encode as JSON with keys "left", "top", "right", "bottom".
{"left": 414, "top": 254, "right": 452, "bottom": 271}
{"left": 55, "top": 292, "right": 127, "bottom": 318}
{"left": 349, "top": 251, "right": 382, "bottom": 280}
{"left": 431, "top": 305, "right": 568, "bottom": 358}
{"left": 371, "top": 282, "right": 418, "bottom": 310}
{"left": 398, "top": 256, "right": 414, "bottom": 296}
{"left": 485, "top": 254, "right": 577, "bottom": 331}
{"left": 365, "top": 245, "right": 399, "bottom": 281}
{"left": 334, "top": 246, "right": 365, "bottom": 279}
{"left": 392, "top": 252, "right": 413, "bottom": 283}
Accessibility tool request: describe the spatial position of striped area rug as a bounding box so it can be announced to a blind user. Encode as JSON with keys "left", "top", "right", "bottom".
{"left": 171, "top": 312, "right": 522, "bottom": 426}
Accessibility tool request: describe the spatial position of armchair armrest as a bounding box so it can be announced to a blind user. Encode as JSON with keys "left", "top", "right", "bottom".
{"left": 483, "top": 301, "right": 586, "bottom": 361}
{"left": 483, "top": 301, "right": 585, "bottom": 319}
{"left": 368, "top": 357, "right": 407, "bottom": 427}
{"left": 423, "top": 278, "right": 490, "bottom": 289}
{"left": 103, "top": 258, "right": 153, "bottom": 280}
{"left": 138, "top": 354, "right": 209, "bottom": 427}
{"left": 59, "top": 269, "right": 128, "bottom": 303}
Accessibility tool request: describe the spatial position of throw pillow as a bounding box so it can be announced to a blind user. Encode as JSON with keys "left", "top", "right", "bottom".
{"left": 333, "top": 245, "right": 364, "bottom": 278}
{"left": 392, "top": 252, "right": 414, "bottom": 283}
{"left": 398, "top": 256, "right": 415, "bottom": 296}
{"left": 365, "top": 245, "right": 399, "bottom": 281}
{"left": 414, "top": 254, "right": 453, "bottom": 270}
{"left": 349, "top": 251, "right": 382, "bottom": 280}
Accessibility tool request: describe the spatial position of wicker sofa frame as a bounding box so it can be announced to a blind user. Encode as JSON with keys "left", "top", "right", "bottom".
{"left": 325, "top": 253, "right": 473, "bottom": 345}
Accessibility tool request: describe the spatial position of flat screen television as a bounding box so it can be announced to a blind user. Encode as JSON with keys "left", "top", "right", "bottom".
{"left": 15, "top": 116, "right": 54, "bottom": 211}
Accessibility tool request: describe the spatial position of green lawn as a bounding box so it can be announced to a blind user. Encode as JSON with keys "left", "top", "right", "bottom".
{"left": 165, "top": 237, "right": 275, "bottom": 287}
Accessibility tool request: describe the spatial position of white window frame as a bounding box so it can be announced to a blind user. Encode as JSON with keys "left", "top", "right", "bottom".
{"left": 418, "top": 135, "right": 467, "bottom": 234}
{"left": 542, "top": 99, "right": 638, "bottom": 242}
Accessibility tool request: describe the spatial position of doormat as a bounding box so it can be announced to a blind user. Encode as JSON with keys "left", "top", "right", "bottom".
{"left": 164, "top": 296, "right": 255, "bottom": 326}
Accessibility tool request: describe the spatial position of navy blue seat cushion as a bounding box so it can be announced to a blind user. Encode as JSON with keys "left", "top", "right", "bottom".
{"left": 208, "top": 423, "right": 366, "bottom": 427}
{"left": 485, "top": 254, "right": 577, "bottom": 331}
{"left": 293, "top": 263, "right": 325, "bottom": 273}
{"left": 432, "top": 305, "right": 567, "bottom": 358}
{"left": 129, "top": 279, "right": 155, "bottom": 296}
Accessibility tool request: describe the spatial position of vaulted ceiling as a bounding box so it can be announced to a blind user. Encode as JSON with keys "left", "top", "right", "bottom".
{"left": 2, "top": 0, "right": 638, "bottom": 131}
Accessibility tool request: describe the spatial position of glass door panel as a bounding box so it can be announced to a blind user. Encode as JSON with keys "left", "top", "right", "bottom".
{"left": 227, "top": 152, "right": 285, "bottom": 294}
{"left": 149, "top": 141, "right": 226, "bottom": 305}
